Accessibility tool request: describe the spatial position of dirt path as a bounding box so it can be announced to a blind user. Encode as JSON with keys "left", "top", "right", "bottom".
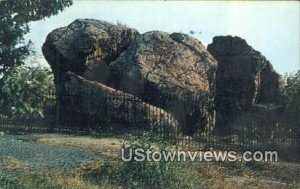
{"left": 29, "top": 133, "right": 124, "bottom": 157}
{"left": 0, "top": 134, "right": 105, "bottom": 171}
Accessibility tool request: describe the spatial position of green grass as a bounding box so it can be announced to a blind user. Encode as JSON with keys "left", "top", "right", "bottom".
{"left": 1, "top": 157, "right": 299, "bottom": 189}
{"left": 0, "top": 134, "right": 299, "bottom": 189}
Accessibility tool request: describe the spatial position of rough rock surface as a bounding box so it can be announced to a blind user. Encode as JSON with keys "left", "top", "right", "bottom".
{"left": 104, "top": 31, "right": 218, "bottom": 103}
{"left": 42, "top": 19, "right": 139, "bottom": 84}
{"left": 62, "top": 72, "right": 178, "bottom": 135}
{"left": 101, "top": 31, "right": 218, "bottom": 134}
{"left": 207, "top": 36, "right": 284, "bottom": 128}
{"left": 42, "top": 20, "right": 218, "bottom": 134}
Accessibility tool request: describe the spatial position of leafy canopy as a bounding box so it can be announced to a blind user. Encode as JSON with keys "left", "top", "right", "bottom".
{"left": 284, "top": 70, "right": 300, "bottom": 128}
{"left": 0, "top": 66, "right": 54, "bottom": 118}
{"left": 0, "top": 0, "right": 73, "bottom": 76}
{"left": 0, "top": 0, "right": 72, "bottom": 118}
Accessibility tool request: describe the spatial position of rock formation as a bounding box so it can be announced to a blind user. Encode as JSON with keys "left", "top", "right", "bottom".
{"left": 42, "top": 19, "right": 285, "bottom": 135}
{"left": 103, "top": 31, "right": 217, "bottom": 103}
{"left": 104, "top": 31, "right": 218, "bottom": 134}
{"left": 42, "top": 19, "right": 218, "bottom": 134}
{"left": 207, "top": 36, "right": 284, "bottom": 128}
{"left": 42, "top": 19, "right": 139, "bottom": 84}
{"left": 62, "top": 72, "right": 178, "bottom": 135}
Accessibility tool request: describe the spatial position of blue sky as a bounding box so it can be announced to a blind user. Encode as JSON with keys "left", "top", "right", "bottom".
{"left": 25, "top": 1, "right": 299, "bottom": 74}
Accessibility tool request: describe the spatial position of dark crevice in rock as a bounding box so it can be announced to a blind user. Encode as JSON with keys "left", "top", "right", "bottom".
{"left": 207, "top": 35, "right": 285, "bottom": 130}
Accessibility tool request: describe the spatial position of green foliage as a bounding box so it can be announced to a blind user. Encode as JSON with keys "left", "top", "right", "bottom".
{"left": 0, "top": 0, "right": 72, "bottom": 76}
{"left": 119, "top": 138, "right": 171, "bottom": 188}
{"left": 0, "top": 66, "right": 54, "bottom": 118}
{"left": 116, "top": 20, "right": 127, "bottom": 27}
{"left": 84, "top": 136, "right": 194, "bottom": 188}
{"left": 283, "top": 70, "right": 300, "bottom": 128}
{"left": 285, "top": 70, "right": 300, "bottom": 101}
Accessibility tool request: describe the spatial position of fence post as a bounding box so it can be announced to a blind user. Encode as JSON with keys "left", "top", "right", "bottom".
{"left": 55, "top": 53, "right": 62, "bottom": 129}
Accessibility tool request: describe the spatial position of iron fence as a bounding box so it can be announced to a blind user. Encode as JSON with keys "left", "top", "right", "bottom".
{"left": 0, "top": 89, "right": 299, "bottom": 162}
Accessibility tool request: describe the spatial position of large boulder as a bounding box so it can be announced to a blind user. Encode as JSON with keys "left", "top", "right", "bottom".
{"left": 62, "top": 72, "right": 178, "bottom": 135}
{"left": 101, "top": 31, "right": 218, "bottom": 134}
{"left": 207, "top": 36, "right": 284, "bottom": 128}
{"left": 42, "top": 19, "right": 139, "bottom": 84}
{"left": 102, "top": 31, "right": 217, "bottom": 100}
{"left": 42, "top": 20, "right": 218, "bottom": 134}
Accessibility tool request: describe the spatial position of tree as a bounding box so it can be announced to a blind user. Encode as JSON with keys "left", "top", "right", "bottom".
{"left": 283, "top": 70, "right": 300, "bottom": 158}
{"left": 0, "top": 0, "right": 73, "bottom": 77}
{"left": 284, "top": 70, "right": 300, "bottom": 127}
{"left": 0, "top": 0, "right": 72, "bottom": 118}
{"left": 0, "top": 66, "right": 54, "bottom": 118}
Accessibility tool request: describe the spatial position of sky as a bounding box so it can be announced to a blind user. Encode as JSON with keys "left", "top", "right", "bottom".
{"left": 25, "top": 0, "right": 300, "bottom": 75}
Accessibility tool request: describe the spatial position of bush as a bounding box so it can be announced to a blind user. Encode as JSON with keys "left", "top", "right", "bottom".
{"left": 83, "top": 135, "right": 194, "bottom": 188}
{"left": 283, "top": 70, "right": 300, "bottom": 128}
{"left": 0, "top": 66, "right": 54, "bottom": 119}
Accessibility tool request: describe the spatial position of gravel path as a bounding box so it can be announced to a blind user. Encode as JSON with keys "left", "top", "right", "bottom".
{"left": 0, "top": 134, "right": 102, "bottom": 170}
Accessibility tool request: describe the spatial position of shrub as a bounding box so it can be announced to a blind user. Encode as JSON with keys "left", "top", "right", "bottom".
{"left": 284, "top": 70, "right": 300, "bottom": 127}
{"left": 83, "top": 135, "right": 194, "bottom": 188}
{"left": 0, "top": 66, "right": 54, "bottom": 119}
